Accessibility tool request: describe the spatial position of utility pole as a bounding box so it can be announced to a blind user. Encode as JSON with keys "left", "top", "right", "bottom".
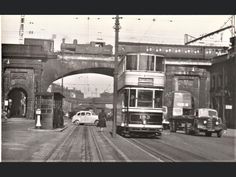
{"left": 19, "top": 15, "right": 25, "bottom": 44}
{"left": 231, "top": 15, "right": 235, "bottom": 37}
{"left": 112, "top": 15, "right": 121, "bottom": 138}
{"left": 61, "top": 38, "right": 65, "bottom": 95}
{"left": 222, "top": 65, "right": 225, "bottom": 125}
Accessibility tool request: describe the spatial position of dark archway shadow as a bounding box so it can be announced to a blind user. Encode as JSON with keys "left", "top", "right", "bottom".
{"left": 7, "top": 88, "right": 27, "bottom": 118}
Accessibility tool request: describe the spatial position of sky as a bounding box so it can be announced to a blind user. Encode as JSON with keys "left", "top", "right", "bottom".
{"left": 1, "top": 15, "right": 234, "bottom": 97}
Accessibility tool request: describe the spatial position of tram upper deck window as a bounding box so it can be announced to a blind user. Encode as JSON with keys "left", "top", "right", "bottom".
{"left": 156, "top": 56, "right": 164, "bottom": 72}
{"left": 137, "top": 90, "right": 153, "bottom": 107}
{"left": 139, "top": 55, "right": 155, "bottom": 71}
{"left": 126, "top": 55, "right": 137, "bottom": 70}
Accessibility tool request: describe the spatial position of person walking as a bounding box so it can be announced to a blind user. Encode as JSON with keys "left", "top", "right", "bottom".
{"left": 98, "top": 109, "right": 107, "bottom": 132}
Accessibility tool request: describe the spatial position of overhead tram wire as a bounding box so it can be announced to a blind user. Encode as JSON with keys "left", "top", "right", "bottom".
{"left": 138, "top": 18, "right": 156, "bottom": 43}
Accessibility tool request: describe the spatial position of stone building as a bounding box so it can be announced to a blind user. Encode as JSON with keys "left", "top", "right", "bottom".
{"left": 2, "top": 38, "right": 56, "bottom": 119}
{"left": 210, "top": 37, "right": 236, "bottom": 128}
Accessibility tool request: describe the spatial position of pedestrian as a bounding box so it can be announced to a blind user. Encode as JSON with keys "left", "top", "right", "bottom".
{"left": 98, "top": 109, "right": 107, "bottom": 132}
{"left": 2, "top": 108, "right": 8, "bottom": 121}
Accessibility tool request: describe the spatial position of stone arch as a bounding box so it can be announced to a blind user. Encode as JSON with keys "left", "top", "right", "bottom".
{"left": 46, "top": 68, "right": 114, "bottom": 92}
{"left": 5, "top": 83, "right": 34, "bottom": 119}
{"left": 41, "top": 59, "right": 114, "bottom": 92}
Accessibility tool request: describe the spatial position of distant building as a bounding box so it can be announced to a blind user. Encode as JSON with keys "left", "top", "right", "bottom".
{"left": 100, "top": 91, "right": 113, "bottom": 100}
{"left": 50, "top": 84, "right": 84, "bottom": 99}
{"left": 50, "top": 83, "right": 85, "bottom": 113}
{"left": 210, "top": 37, "right": 236, "bottom": 129}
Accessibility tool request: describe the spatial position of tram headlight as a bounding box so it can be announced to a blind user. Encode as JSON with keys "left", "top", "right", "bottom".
{"left": 216, "top": 121, "right": 219, "bottom": 125}
{"left": 203, "top": 120, "right": 207, "bottom": 124}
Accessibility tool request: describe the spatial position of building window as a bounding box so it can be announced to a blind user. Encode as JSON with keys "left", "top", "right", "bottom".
{"left": 225, "top": 75, "right": 228, "bottom": 86}
{"left": 212, "top": 76, "right": 215, "bottom": 89}
{"left": 218, "top": 75, "right": 223, "bottom": 88}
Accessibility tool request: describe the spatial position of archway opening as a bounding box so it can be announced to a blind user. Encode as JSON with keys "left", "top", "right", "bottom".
{"left": 48, "top": 73, "right": 113, "bottom": 116}
{"left": 7, "top": 88, "right": 27, "bottom": 118}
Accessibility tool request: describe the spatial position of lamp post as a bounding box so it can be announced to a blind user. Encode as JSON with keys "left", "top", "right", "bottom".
{"left": 112, "top": 15, "right": 121, "bottom": 138}
{"left": 61, "top": 48, "right": 64, "bottom": 95}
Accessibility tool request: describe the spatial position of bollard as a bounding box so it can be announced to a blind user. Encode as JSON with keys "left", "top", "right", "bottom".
{"left": 35, "top": 108, "right": 42, "bottom": 129}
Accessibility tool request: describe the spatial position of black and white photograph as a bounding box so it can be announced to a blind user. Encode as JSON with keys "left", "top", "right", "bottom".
{"left": 1, "top": 15, "right": 236, "bottom": 162}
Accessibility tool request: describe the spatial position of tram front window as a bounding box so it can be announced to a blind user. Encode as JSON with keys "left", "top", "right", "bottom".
{"left": 126, "top": 55, "right": 137, "bottom": 70}
{"left": 123, "top": 90, "right": 128, "bottom": 107}
{"left": 130, "top": 89, "right": 136, "bottom": 107}
{"left": 154, "top": 90, "right": 163, "bottom": 108}
{"left": 137, "top": 90, "right": 153, "bottom": 107}
{"left": 139, "top": 55, "right": 155, "bottom": 71}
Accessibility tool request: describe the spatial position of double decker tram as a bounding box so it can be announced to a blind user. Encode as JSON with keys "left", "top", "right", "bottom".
{"left": 117, "top": 53, "right": 165, "bottom": 137}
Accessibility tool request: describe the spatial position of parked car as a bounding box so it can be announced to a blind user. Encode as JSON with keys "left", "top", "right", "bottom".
{"left": 72, "top": 111, "right": 99, "bottom": 126}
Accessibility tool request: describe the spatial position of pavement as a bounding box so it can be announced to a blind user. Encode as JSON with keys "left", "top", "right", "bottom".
{"left": 223, "top": 129, "right": 236, "bottom": 137}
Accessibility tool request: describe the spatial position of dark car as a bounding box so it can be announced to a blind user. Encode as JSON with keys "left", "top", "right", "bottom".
{"left": 191, "top": 108, "right": 224, "bottom": 137}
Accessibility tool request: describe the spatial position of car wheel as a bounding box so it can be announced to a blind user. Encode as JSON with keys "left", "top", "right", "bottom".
{"left": 217, "top": 130, "right": 223, "bottom": 138}
{"left": 94, "top": 120, "right": 99, "bottom": 126}
{"left": 74, "top": 120, "right": 80, "bottom": 125}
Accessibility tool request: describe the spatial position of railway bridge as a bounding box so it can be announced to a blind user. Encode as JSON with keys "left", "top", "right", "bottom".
{"left": 2, "top": 38, "right": 228, "bottom": 120}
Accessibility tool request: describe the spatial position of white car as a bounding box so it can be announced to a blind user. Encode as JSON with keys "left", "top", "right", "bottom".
{"left": 72, "top": 111, "right": 99, "bottom": 126}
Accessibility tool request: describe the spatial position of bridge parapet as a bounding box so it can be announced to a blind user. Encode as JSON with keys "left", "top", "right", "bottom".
{"left": 57, "top": 53, "right": 115, "bottom": 61}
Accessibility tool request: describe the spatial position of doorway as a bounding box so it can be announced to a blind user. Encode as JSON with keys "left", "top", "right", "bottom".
{"left": 7, "top": 88, "right": 27, "bottom": 118}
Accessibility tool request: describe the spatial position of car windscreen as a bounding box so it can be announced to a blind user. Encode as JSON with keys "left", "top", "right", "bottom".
{"left": 198, "top": 109, "right": 217, "bottom": 117}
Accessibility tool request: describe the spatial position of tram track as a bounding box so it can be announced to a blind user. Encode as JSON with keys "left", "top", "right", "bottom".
{"left": 81, "top": 126, "right": 92, "bottom": 162}
{"left": 99, "top": 131, "right": 131, "bottom": 162}
{"left": 134, "top": 137, "right": 210, "bottom": 161}
{"left": 127, "top": 138, "right": 176, "bottom": 162}
{"left": 90, "top": 127, "right": 130, "bottom": 162}
{"left": 45, "top": 125, "right": 79, "bottom": 161}
{"left": 89, "top": 126, "right": 104, "bottom": 161}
